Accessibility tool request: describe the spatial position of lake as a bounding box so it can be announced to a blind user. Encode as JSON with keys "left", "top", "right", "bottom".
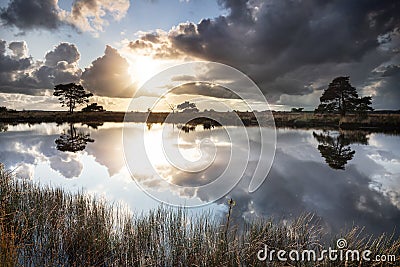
{"left": 0, "top": 122, "right": 399, "bottom": 237}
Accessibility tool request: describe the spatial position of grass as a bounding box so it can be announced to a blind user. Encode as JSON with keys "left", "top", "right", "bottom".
{"left": 0, "top": 163, "right": 399, "bottom": 266}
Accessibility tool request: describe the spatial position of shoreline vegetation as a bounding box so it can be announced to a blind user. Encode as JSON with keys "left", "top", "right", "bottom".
{"left": 1, "top": 165, "right": 399, "bottom": 266}
{"left": 1, "top": 110, "right": 400, "bottom": 132}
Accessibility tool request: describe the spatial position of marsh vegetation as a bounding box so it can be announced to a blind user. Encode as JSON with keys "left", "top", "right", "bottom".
{"left": 1, "top": 165, "right": 399, "bottom": 266}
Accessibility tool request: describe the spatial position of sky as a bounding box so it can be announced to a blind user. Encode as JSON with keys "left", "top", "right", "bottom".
{"left": 0, "top": 0, "right": 399, "bottom": 111}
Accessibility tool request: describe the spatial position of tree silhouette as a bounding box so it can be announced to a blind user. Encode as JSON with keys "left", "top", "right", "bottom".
{"left": 315, "top": 76, "right": 373, "bottom": 116}
{"left": 55, "top": 123, "right": 94, "bottom": 152}
{"left": 53, "top": 83, "right": 93, "bottom": 114}
{"left": 177, "top": 101, "right": 199, "bottom": 113}
{"left": 355, "top": 96, "right": 374, "bottom": 117}
{"left": 313, "top": 130, "right": 368, "bottom": 170}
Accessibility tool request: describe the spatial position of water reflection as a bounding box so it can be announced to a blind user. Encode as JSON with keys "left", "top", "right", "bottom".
{"left": 55, "top": 123, "right": 94, "bottom": 153}
{"left": 0, "top": 123, "right": 8, "bottom": 132}
{"left": 146, "top": 119, "right": 220, "bottom": 133}
{"left": 0, "top": 123, "right": 399, "bottom": 237}
{"left": 83, "top": 122, "right": 104, "bottom": 129}
{"left": 313, "top": 130, "right": 369, "bottom": 170}
{"left": 177, "top": 124, "right": 196, "bottom": 133}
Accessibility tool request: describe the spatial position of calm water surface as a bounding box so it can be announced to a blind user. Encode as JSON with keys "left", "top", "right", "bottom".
{"left": 0, "top": 122, "right": 399, "bottom": 236}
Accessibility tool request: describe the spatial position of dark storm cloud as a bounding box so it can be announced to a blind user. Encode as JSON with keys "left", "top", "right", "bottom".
{"left": 0, "top": 0, "right": 62, "bottom": 31}
{"left": 175, "top": 0, "right": 398, "bottom": 92}
{"left": 0, "top": 0, "right": 129, "bottom": 33}
{"left": 0, "top": 41, "right": 81, "bottom": 95}
{"left": 371, "top": 68, "right": 400, "bottom": 110}
{"left": 0, "top": 39, "right": 31, "bottom": 73}
{"left": 171, "top": 82, "right": 240, "bottom": 99}
{"left": 1, "top": 40, "right": 134, "bottom": 98}
{"left": 33, "top": 42, "right": 82, "bottom": 88}
{"left": 129, "top": 0, "right": 400, "bottom": 108}
{"left": 81, "top": 45, "right": 135, "bottom": 98}
{"left": 217, "top": 0, "right": 253, "bottom": 25}
{"left": 44, "top": 43, "right": 80, "bottom": 67}
{"left": 381, "top": 64, "right": 400, "bottom": 77}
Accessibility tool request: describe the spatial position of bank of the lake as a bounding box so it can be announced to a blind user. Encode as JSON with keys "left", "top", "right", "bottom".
{"left": 1, "top": 110, "right": 400, "bottom": 131}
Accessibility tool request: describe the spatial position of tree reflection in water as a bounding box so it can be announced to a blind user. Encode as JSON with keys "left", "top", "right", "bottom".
{"left": 313, "top": 130, "right": 368, "bottom": 170}
{"left": 55, "top": 123, "right": 94, "bottom": 152}
{"left": 0, "top": 123, "right": 8, "bottom": 132}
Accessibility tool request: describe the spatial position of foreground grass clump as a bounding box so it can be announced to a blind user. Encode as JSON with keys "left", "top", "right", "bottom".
{"left": 0, "top": 164, "right": 399, "bottom": 266}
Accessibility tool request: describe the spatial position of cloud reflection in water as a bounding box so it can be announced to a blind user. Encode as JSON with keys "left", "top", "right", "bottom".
{"left": 0, "top": 123, "right": 399, "bottom": 236}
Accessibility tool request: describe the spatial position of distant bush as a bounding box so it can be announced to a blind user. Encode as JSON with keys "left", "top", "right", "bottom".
{"left": 0, "top": 106, "right": 7, "bottom": 112}
{"left": 177, "top": 101, "right": 199, "bottom": 113}
{"left": 81, "top": 103, "right": 104, "bottom": 112}
{"left": 291, "top": 107, "right": 304, "bottom": 112}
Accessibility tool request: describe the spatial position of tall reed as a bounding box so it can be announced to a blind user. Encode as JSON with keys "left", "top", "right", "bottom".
{"left": 0, "top": 164, "right": 399, "bottom": 266}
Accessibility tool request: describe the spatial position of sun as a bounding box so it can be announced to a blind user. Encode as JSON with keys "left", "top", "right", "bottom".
{"left": 126, "top": 53, "right": 186, "bottom": 89}
{"left": 127, "top": 55, "right": 161, "bottom": 86}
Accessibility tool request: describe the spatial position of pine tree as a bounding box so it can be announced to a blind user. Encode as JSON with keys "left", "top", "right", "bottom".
{"left": 315, "top": 76, "right": 360, "bottom": 116}
{"left": 53, "top": 83, "right": 93, "bottom": 114}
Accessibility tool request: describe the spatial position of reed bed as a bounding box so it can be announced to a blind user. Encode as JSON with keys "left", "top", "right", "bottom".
{"left": 0, "top": 164, "right": 399, "bottom": 266}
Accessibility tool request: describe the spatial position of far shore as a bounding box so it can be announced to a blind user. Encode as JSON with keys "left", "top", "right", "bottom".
{"left": 1, "top": 110, "right": 400, "bottom": 132}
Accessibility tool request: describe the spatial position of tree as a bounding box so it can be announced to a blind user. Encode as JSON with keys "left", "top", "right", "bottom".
{"left": 355, "top": 96, "right": 374, "bottom": 117}
{"left": 313, "top": 130, "right": 368, "bottom": 170}
{"left": 55, "top": 123, "right": 94, "bottom": 152}
{"left": 82, "top": 103, "right": 104, "bottom": 112}
{"left": 177, "top": 101, "right": 199, "bottom": 113}
{"left": 315, "top": 76, "right": 373, "bottom": 116}
{"left": 53, "top": 83, "right": 93, "bottom": 114}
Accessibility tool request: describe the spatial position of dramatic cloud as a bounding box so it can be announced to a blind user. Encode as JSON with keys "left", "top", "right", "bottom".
{"left": 0, "top": 41, "right": 81, "bottom": 95}
{"left": 366, "top": 63, "right": 400, "bottom": 110}
{"left": 0, "top": 39, "right": 31, "bottom": 73}
{"left": 0, "top": 0, "right": 61, "bottom": 30}
{"left": 171, "top": 82, "right": 240, "bottom": 99}
{"left": 34, "top": 43, "right": 82, "bottom": 88}
{"left": 69, "top": 0, "right": 130, "bottom": 33}
{"left": 44, "top": 43, "right": 80, "bottom": 67}
{"left": 1, "top": 0, "right": 399, "bottom": 109}
{"left": 128, "top": 0, "right": 400, "bottom": 109}
{"left": 0, "top": 0, "right": 130, "bottom": 34}
{"left": 8, "top": 41, "right": 28, "bottom": 59}
{"left": 127, "top": 30, "right": 187, "bottom": 60}
{"left": 0, "top": 40, "right": 135, "bottom": 99}
{"left": 81, "top": 45, "right": 135, "bottom": 97}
